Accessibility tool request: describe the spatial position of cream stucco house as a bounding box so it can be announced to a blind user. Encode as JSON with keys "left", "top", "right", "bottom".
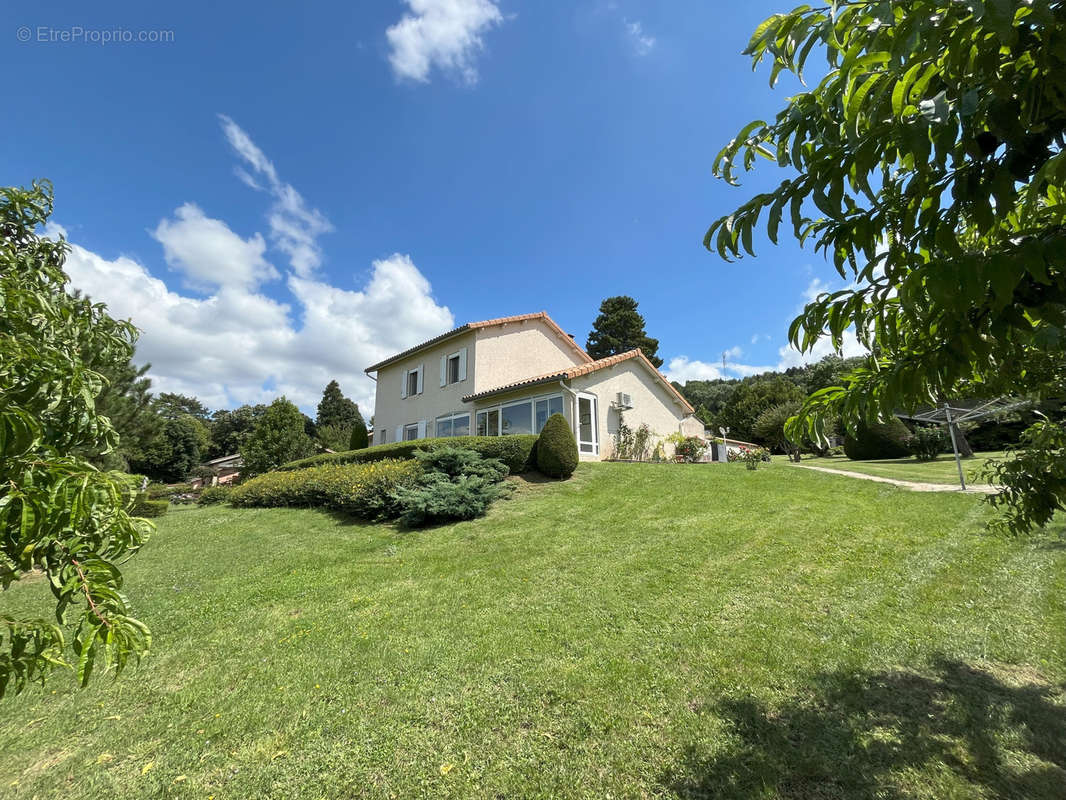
{"left": 365, "top": 312, "right": 704, "bottom": 460}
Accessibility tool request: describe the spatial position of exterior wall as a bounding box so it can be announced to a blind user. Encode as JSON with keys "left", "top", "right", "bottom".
{"left": 372, "top": 331, "right": 476, "bottom": 444}
{"left": 473, "top": 318, "right": 586, "bottom": 393}
{"left": 570, "top": 361, "right": 697, "bottom": 461}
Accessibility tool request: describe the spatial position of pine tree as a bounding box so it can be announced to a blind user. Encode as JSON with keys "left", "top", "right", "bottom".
{"left": 585, "top": 296, "right": 663, "bottom": 368}
{"left": 316, "top": 380, "right": 363, "bottom": 429}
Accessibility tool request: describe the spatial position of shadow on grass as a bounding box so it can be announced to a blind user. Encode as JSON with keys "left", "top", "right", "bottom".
{"left": 662, "top": 659, "right": 1066, "bottom": 799}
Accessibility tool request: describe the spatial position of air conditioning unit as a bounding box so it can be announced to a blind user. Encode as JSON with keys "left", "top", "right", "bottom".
{"left": 616, "top": 392, "right": 633, "bottom": 409}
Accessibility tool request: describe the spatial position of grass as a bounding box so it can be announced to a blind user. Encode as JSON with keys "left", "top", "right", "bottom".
{"left": 1, "top": 461, "right": 1063, "bottom": 799}
{"left": 798, "top": 450, "right": 1008, "bottom": 485}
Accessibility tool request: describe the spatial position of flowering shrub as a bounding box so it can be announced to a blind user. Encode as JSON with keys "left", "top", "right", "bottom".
{"left": 673, "top": 436, "right": 707, "bottom": 463}
{"left": 228, "top": 459, "right": 420, "bottom": 520}
{"left": 728, "top": 445, "right": 771, "bottom": 469}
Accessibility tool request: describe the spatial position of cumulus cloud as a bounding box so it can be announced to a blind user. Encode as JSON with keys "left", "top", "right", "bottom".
{"left": 624, "top": 19, "right": 655, "bottom": 55}
{"left": 152, "top": 203, "right": 276, "bottom": 290}
{"left": 218, "top": 114, "right": 333, "bottom": 277}
{"left": 59, "top": 232, "right": 453, "bottom": 414}
{"left": 386, "top": 0, "right": 504, "bottom": 84}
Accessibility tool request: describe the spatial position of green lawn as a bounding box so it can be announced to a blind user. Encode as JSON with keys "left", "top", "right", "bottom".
{"left": 1, "top": 462, "right": 1063, "bottom": 799}
{"left": 798, "top": 451, "right": 1008, "bottom": 485}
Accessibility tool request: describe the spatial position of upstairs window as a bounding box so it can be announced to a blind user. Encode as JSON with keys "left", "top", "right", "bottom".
{"left": 407, "top": 370, "right": 419, "bottom": 397}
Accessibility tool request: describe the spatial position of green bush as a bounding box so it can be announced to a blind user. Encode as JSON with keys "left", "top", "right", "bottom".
{"left": 229, "top": 459, "right": 420, "bottom": 520}
{"left": 131, "top": 494, "right": 168, "bottom": 517}
{"left": 393, "top": 448, "right": 511, "bottom": 528}
{"left": 279, "top": 434, "right": 538, "bottom": 476}
{"left": 843, "top": 417, "right": 912, "bottom": 460}
{"left": 908, "top": 426, "right": 948, "bottom": 461}
{"left": 536, "top": 414, "right": 579, "bottom": 478}
{"left": 146, "top": 482, "right": 193, "bottom": 499}
{"left": 349, "top": 419, "right": 369, "bottom": 450}
{"left": 197, "top": 485, "right": 233, "bottom": 505}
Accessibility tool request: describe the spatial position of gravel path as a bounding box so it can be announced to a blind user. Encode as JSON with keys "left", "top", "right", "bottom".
{"left": 792, "top": 463, "right": 999, "bottom": 494}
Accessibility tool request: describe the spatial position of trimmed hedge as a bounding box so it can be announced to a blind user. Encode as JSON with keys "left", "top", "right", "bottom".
{"left": 844, "top": 417, "right": 913, "bottom": 460}
{"left": 279, "top": 434, "right": 538, "bottom": 476}
{"left": 131, "top": 494, "right": 168, "bottom": 517}
{"left": 197, "top": 485, "right": 233, "bottom": 505}
{"left": 536, "top": 413, "right": 578, "bottom": 478}
{"left": 229, "top": 459, "right": 420, "bottom": 520}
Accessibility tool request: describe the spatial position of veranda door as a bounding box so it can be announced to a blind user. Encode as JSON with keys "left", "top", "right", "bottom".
{"left": 577, "top": 393, "right": 598, "bottom": 456}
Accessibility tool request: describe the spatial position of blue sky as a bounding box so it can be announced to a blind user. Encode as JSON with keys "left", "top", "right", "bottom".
{"left": 3, "top": 0, "right": 860, "bottom": 413}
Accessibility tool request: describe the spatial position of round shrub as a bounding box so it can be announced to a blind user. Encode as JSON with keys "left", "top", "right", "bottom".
{"left": 536, "top": 413, "right": 579, "bottom": 478}
{"left": 844, "top": 417, "right": 912, "bottom": 460}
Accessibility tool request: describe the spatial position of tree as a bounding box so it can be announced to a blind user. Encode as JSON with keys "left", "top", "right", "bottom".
{"left": 706, "top": 2, "right": 1066, "bottom": 532}
{"left": 240, "top": 397, "right": 315, "bottom": 477}
{"left": 349, "top": 417, "right": 370, "bottom": 450}
{"left": 753, "top": 401, "right": 804, "bottom": 461}
{"left": 1, "top": 181, "right": 152, "bottom": 697}
{"left": 717, "top": 375, "right": 805, "bottom": 443}
{"left": 316, "top": 380, "right": 363, "bottom": 429}
{"left": 208, "top": 404, "right": 267, "bottom": 459}
{"left": 132, "top": 415, "right": 204, "bottom": 483}
{"left": 586, "top": 296, "right": 663, "bottom": 367}
{"left": 154, "top": 392, "right": 210, "bottom": 422}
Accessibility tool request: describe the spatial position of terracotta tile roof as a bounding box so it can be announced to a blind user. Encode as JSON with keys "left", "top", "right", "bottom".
{"left": 462, "top": 349, "right": 695, "bottom": 414}
{"left": 364, "top": 311, "right": 591, "bottom": 373}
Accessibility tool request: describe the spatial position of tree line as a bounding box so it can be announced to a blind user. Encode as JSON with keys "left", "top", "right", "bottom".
{"left": 94, "top": 365, "right": 370, "bottom": 482}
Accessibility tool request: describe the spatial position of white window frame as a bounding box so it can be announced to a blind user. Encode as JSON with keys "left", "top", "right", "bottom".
{"left": 404, "top": 423, "right": 419, "bottom": 441}
{"left": 476, "top": 392, "right": 563, "bottom": 437}
{"left": 439, "top": 347, "right": 468, "bottom": 387}
{"left": 402, "top": 365, "right": 423, "bottom": 399}
{"left": 435, "top": 411, "right": 471, "bottom": 438}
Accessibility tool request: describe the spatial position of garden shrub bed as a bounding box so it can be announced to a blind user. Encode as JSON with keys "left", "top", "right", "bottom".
{"left": 279, "top": 434, "right": 538, "bottom": 476}
{"left": 229, "top": 459, "right": 420, "bottom": 520}
{"left": 131, "top": 494, "right": 168, "bottom": 517}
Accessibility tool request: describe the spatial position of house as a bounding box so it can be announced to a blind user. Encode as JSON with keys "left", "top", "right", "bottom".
{"left": 189, "top": 453, "right": 243, "bottom": 489}
{"left": 365, "top": 312, "right": 704, "bottom": 460}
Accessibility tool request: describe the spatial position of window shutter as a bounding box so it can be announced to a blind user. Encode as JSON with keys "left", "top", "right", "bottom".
{"left": 440, "top": 355, "right": 447, "bottom": 387}
{"left": 458, "top": 347, "right": 467, "bottom": 381}
{"left": 395, "top": 425, "right": 403, "bottom": 442}
{"left": 417, "top": 364, "right": 424, "bottom": 394}
{"left": 400, "top": 371, "right": 407, "bottom": 399}
{"left": 417, "top": 419, "right": 426, "bottom": 439}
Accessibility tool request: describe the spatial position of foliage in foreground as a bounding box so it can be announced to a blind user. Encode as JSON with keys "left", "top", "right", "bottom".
{"left": 228, "top": 459, "right": 420, "bottom": 520}
{"left": 708, "top": 1, "right": 1066, "bottom": 532}
{"left": 983, "top": 417, "right": 1066, "bottom": 533}
{"left": 394, "top": 447, "right": 511, "bottom": 528}
{"left": 281, "top": 434, "right": 539, "bottom": 476}
{"left": 0, "top": 181, "right": 152, "bottom": 697}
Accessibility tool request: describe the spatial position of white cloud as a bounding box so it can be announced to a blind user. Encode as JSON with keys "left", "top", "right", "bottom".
{"left": 723, "top": 345, "right": 744, "bottom": 361}
{"left": 802, "top": 276, "right": 831, "bottom": 303}
{"left": 59, "top": 232, "right": 453, "bottom": 416}
{"left": 219, "top": 115, "right": 333, "bottom": 277}
{"left": 152, "top": 203, "right": 277, "bottom": 291}
{"left": 776, "top": 329, "right": 868, "bottom": 371}
{"left": 386, "top": 0, "right": 504, "bottom": 84}
{"left": 624, "top": 19, "right": 655, "bottom": 55}
{"left": 664, "top": 356, "right": 723, "bottom": 383}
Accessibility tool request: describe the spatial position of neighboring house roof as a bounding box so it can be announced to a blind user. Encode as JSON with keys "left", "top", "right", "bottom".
{"left": 461, "top": 349, "right": 696, "bottom": 414}
{"left": 204, "top": 453, "right": 242, "bottom": 466}
{"left": 363, "top": 311, "right": 592, "bottom": 373}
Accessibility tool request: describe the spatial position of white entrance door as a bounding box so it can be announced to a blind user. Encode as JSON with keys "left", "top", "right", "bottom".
{"left": 577, "top": 393, "right": 598, "bottom": 456}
